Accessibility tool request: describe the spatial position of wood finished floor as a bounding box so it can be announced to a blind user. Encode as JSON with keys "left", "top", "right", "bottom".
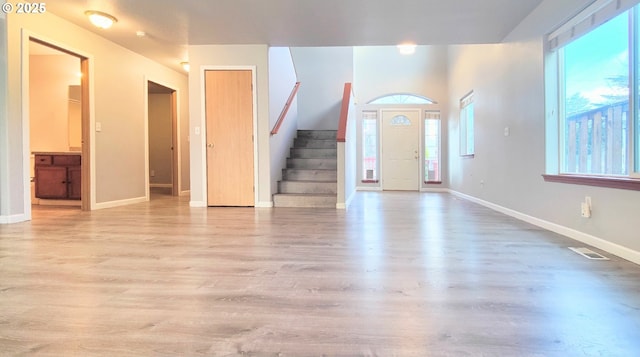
{"left": 1, "top": 192, "right": 640, "bottom": 356}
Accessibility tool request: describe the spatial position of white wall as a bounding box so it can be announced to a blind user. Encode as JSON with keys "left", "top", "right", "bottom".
{"left": 353, "top": 46, "right": 450, "bottom": 189}
{"left": 290, "top": 47, "right": 353, "bottom": 130}
{"left": 447, "top": 0, "right": 640, "bottom": 263}
{"left": 268, "top": 47, "right": 299, "bottom": 200}
{"left": 354, "top": 46, "right": 449, "bottom": 104}
{"left": 341, "top": 91, "right": 358, "bottom": 208}
{"left": 0, "top": 13, "right": 10, "bottom": 221}
{"left": 4, "top": 10, "right": 189, "bottom": 218}
{"left": 187, "top": 45, "right": 271, "bottom": 207}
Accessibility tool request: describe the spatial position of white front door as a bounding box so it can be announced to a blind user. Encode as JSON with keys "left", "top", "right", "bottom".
{"left": 381, "top": 110, "right": 420, "bottom": 190}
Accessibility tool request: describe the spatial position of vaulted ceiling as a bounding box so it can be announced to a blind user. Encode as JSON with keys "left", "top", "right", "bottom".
{"left": 45, "top": 0, "right": 544, "bottom": 72}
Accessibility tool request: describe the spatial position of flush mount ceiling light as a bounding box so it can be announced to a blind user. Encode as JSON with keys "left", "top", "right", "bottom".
{"left": 85, "top": 10, "right": 118, "bottom": 29}
{"left": 180, "top": 62, "right": 190, "bottom": 72}
{"left": 397, "top": 43, "right": 417, "bottom": 55}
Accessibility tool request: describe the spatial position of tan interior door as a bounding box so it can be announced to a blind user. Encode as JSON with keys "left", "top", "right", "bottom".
{"left": 205, "top": 70, "right": 254, "bottom": 206}
{"left": 382, "top": 109, "right": 420, "bottom": 190}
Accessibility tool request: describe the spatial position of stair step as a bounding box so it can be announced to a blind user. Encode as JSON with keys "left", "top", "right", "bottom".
{"left": 283, "top": 169, "right": 337, "bottom": 181}
{"left": 290, "top": 148, "right": 337, "bottom": 159}
{"left": 287, "top": 158, "right": 337, "bottom": 169}
{"left": 297, "top": 130, "right": 337, "bottom": 140}
{"left": 294, "top": 138, "right": 337, "bottom": 149}
{"left": 273, "top": 193, "right": 337, "bottom": 208}
{"left": 278, "top": 180, "right": 337, "bottom": 194}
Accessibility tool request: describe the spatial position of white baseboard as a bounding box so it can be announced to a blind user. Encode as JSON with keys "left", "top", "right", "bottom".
{"left": 420, "top": 187, "right": 449, "bottom": 193}
{"left": 449, "top": 189, "right": 640, "bottom": 266}
{"left": 189, "top": 201, "right": 207, "bottom": 208}
{"left": 149, "top": 183, "right": 172, "bottom": 188}
{"left": 356, "top": 186, "right": 383, "bottom": 191}
{"left": 0, "top": 214, "right": 28, "bottom": 224}
{"left": 337, "top": 190, "right": 357, "bottom": 209}
{"left": 256, "top": 201, "right": 274, "bottom": 208}
{"left": 94, "top": 196, "right": 147, "bottom": 210}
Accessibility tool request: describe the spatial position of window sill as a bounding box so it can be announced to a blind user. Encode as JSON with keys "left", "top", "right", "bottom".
{"left": 425, "top": 181, "right": 442, "bottom": 184}
{"left": 542, "top": 174, "right": 640, "bottom": 191}
{"left": 461, "top": 154, "right": 475, "bottom": 158}
{"left": 361, "top": 180, "right": 379, "bottom": 184}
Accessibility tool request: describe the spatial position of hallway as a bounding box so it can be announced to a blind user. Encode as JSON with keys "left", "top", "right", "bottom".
{"left": 1, "top": 192, "right": 639, "bottom": 356}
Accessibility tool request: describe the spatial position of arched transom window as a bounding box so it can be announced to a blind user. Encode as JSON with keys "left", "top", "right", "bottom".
{"left": 367, "top": 93, "right": 435, "bottom": 105}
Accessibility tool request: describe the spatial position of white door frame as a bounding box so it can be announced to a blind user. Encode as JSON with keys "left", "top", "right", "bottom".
{"left": 357, "top": 103, "right": 442, "bottom": 191}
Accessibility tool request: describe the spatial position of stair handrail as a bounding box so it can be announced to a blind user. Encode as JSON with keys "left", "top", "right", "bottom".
{"left": 271, "top": 81, "right": 301, "bottom": 136}
{"left": 337, "top": 82, "right": 353, "bottom": 143}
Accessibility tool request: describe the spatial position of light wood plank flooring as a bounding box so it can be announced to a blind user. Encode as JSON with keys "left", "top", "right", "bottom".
{"left": 1, "top": 192, "right": 640, "bottom": 356}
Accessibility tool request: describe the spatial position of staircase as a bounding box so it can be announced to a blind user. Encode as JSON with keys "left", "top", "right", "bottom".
{"left": 273, "top": 130, "right": 337, "bottom": 208}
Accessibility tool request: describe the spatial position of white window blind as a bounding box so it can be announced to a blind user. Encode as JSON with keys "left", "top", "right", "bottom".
{"left": 548, "top": 0, "right": 639, "bottom": 51}
{"left": 362, "top": 111, "right": 377, "bottom": 120}
{"left": 425, "top": 110, "right": 440, "bottom": 120}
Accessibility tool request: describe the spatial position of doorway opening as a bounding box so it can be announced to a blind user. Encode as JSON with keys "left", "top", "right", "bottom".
{"left": 28, "top": 39, "right": 90, "bottom": 211}
{"left": 147, "top": 81, "right": 178, "bottom": 199}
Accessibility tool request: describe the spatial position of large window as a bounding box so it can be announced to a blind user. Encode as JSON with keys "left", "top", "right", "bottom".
{"left": 562, "top": 8, "right": 629, "bottom": 175}
{"left": 459, "top": 92, "right": 474, "bottom": 156}
{"left": 547, "top": 0, "right": 640, "bottom": 184}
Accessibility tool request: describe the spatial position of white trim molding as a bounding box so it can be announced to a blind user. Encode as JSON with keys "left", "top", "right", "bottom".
{"left": 449, "top": 189, "right": 640, "bottom": 266}
{"left": 0, "top": 214, "right": 28, "bottom": 224}
{"left": 255, "top": 201, "right": 274, "bottom": 208}
{"left": 94, "top": 196, "right": 147, "bottom": 210}
{"left": 337, "top": 189, "right": 356, "bottom": 210}
{"left": 189, "top": 200, "right": 207, "bottom": 208}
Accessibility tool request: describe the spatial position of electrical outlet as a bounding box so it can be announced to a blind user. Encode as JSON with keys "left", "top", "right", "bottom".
{"left": 150, "top": 170, "right": 155, "bottom": 177}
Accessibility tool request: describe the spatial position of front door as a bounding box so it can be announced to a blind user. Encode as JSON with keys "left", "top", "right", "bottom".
{"left": 381, "top": 109, "right": 420, "bottom": 190}
{"left": 205, "top": 70, "right": 254, "bottom": 206}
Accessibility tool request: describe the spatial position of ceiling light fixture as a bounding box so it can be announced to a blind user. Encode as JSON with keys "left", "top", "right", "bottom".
{"left": 180, "top": 62, "right": 190, "bottom": 72}
{"left": 397, "top": 43, "right": 417, "bottom": 55}
{"left": 85, "top": 10, "right": 118, "bottom": 29}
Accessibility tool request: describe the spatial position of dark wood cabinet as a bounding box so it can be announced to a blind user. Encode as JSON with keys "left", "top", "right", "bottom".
{"left": 34, "top": 153, "right": 81, "bottom": 200}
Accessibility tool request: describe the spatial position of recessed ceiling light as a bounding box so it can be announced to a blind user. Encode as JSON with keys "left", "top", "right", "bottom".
{"left": 136, "top": 31, "right": 146, "bottom": 38}
{"left": 85, "top": 10, "right": 117, "bottom": 29}
{"left": 397, "top": 43, "right": 417, "bottom": 55}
